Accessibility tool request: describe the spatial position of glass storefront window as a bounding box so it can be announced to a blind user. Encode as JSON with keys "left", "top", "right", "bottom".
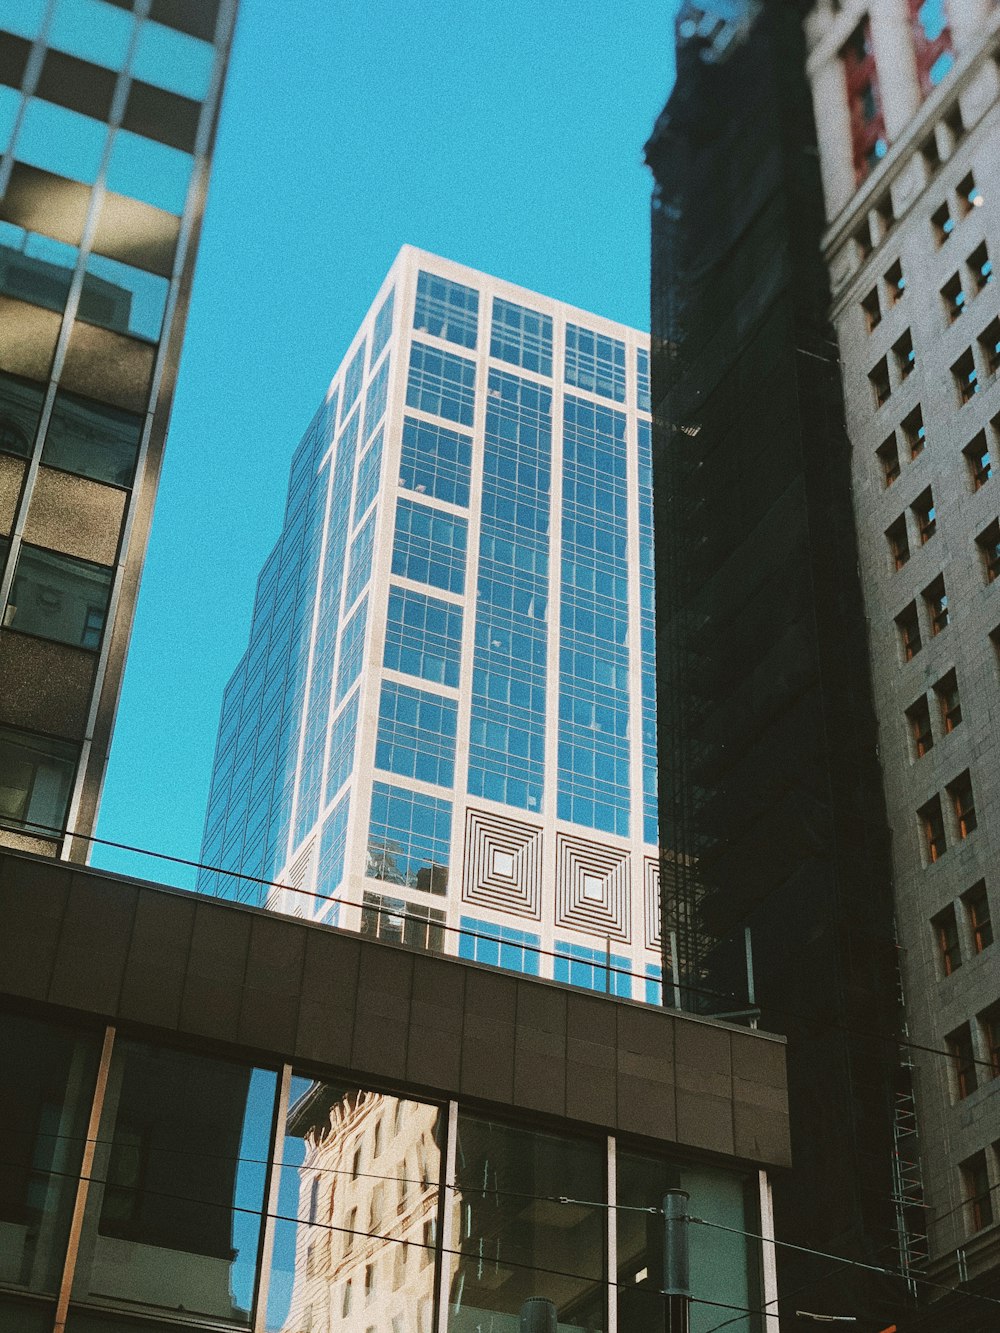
{"left": 72, "top": 1041, "right": 276, "bottom": 1326}
{"left": 266, "top": 1076, "right": 443, "bottom": 1333}
{"left": 0, "top": 1011, "right": 101, "bottom": 1297}
{"left": 617, "top": 1150, "right": 761, "bottom": 1333}
{"left": 42, "top": 390, "right": 143, "bottom": 488}
{"left": 6, "top": 543, "right": 114, "bottom": 651}
{"left": 448, "top": 1115, "right": 606, "bottom": 1331}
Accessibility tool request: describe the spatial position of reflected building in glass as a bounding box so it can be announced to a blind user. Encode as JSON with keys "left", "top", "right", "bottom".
{"left": 198, "top": 247, "right": 662, "bottom": 993}
{"left": 0, "top": 0, "right": 239, "bottom": 858}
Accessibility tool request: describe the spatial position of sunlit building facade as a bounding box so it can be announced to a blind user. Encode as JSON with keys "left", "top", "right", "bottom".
{"left": 0, "top": 0, "right": 239, "bottom": 858}
{"left": 199, "top": 247, "right": 662, "bottom": 994}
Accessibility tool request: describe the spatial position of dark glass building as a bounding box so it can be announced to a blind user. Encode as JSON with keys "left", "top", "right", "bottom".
{"left": 646, "top": 0, "right": 904, "bottom": 1320}
{"left": 0, "top": 0, "right": 239, "bottom": 859}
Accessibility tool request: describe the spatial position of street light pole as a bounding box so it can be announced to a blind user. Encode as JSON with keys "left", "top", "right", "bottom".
{"left": 664, "top": 1189, "right": 691, "bottom": 1333}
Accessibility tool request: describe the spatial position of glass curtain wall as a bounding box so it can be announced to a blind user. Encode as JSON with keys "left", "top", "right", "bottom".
{"left": 0, "top": 1007, "right": 765, "bottom": 1333}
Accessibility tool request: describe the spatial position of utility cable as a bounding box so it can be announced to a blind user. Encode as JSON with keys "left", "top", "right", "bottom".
{"left": 4, "top": 815, "right": 998, "bottom": 1075}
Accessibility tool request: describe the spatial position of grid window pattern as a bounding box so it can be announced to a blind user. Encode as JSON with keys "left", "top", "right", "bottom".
{"left": 336, "top": 595, "right": 368, "bottom": 704}
{"left": 458, "top": 917, "right": 541, "bottom": 975}
{"left": 399, "top": 416, "right": 473, "bottom": 507}
{"left": 344, "top": 507, "right": 377, "bottom": 610}
{"left": 318, "top": 793, "right": 351, "bottom": 900}
{"left": 468, "top": 371, "right": 551, "bottom": 813}
{"left": 354, "top": 430, "right": 383, "bottom": 523}
{"left": 413, "top": 270, "right": 479, "bottom": 349}
{"left": 637, "top": 346, "right": 651, "bottom": 413}
{"left": 371, "top": 287, "right": 394, "bottom": 362}
{"left": 361, "top": 891, "right": 445, "bottom": 951}
{"left": 367, "top": 781, "right": 451, "bottom": 893}
{"left": 326, "top": 689, "right": 360, "bottom": 800}
{"left": 383, "top": 586, "right": 463, "bottom": 688}
{"left": 342, "top": 340, "right": 367, "bottom": 414}
{"left": 375, "top": 681, "right": 458, "bottom": 788}
{"left": 490, "top": 298, "right": 553, "bottom": 377}
{"left": 554, "top": 940, "right": 632, "bottom": 999}
{"left": 406, "top": 342, "right": 477, "bottom": 427}
{"left": 391, "top": 498, "right": 467, "bottom": 594}
{"left": 558, "top": 396, "right": 630, "bottom": 837}
{"left": 638, "top": 419, "right": 657, "bottom": 845}
{"left": 564, "top": 324, "right": 626, "bottom": 402}
{"left": 363, "top": 354, "right": 390, "bottom": 440}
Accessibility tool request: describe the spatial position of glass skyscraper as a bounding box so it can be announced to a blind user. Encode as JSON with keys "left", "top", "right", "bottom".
{"left": 199, "top": 247, "right": 660, "bottom": 994}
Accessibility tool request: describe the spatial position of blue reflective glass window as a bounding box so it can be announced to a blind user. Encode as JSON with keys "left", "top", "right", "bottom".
{"left": 929, "top": 50, "right": 954, "bottom": 84}
{"left": 0, "top": 84, "right": 22, "bottom": 155}
{"left": 326, "top": 690, "right": 359, "bottom": 799}
{"left": 336, "top": 595, "right": 367, "bottom": 703}
{"left": 106, "top": 128, "right": 193, "bottom": 214}
{"left": 383, "top": 585, "right": 463, "bottom": 687}
{"left": 318, "top": 792, "right": 351, "bottom": 900}
{"left": 342, "top": 339, "right": 366, "bottom": 414}
{"left": 458, "top": 917, "right": 541, "bottom": 975}
{"left": 48, "top": 0, "right": 135, "bottom": 70}
{"left": 363, "top": 353, "right": 390, "bottom": 439}
{"left": 375, "top": 680, "right": 458, "bottom": 788}
{"left": 80, "top": 253, "right": 169, "bottom": 341}
{"left": 490, "top": 298, "right": 553, "bottom": 376}
{"left": 916, "top": 0, "right": 948, "bottom": 41}
{"left": 554, "top": 940, "right": 632, "bottom": 998}
{"left": 391, "top": 498, "right": 467, "bottom": 593}
{"left": 406, "top": 342, "right": 476, "bottom": 427}
{"left": 344, "top": 506, "right": 376, "bottom": 608}
{"left": 371, "top": 286, "right": 394, "bottom": 361}
{"left": 637, "top": 345, "right": 651, "bottom": 412}
{"left": 399, "top": 415, "right": 472, "bottom": 507}
{"left": 15, "top": 98, "right": 109, "bottom": 184}
{"left": 367, "top": 780, "right": 451, "bottom": 893}
{"left": 565, "top": 323, "right": 626, "bottom": 402}
{"left": 353, "top": 430, "right": 382, "bottom": 524}
{"left": 132, "top": 19, "right": 214, "bottom": 102}
{"left": 0, "top": 221, "right": 78, "bottom": 314}
{"left": 414, "top": 269, "right": 479, "bottom": 349}
{"left": 0, "top": 0, "right": 46, "bottom": 38}
{"left": 645, "top": 965, "right": 663, "bottom": 1006}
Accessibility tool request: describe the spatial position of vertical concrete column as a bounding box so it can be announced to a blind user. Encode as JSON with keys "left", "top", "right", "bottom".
{"left": 948, "top": 0, "right": 993, "bottom": 50}
{"left": 869, "top": 0, "right": 921, "bottom": 138}
{"left": 809, "top": 52, "right": 857, "bottom": 220}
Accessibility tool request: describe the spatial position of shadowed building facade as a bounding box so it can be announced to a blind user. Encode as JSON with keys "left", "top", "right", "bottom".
{"left": 0, "top": 0, "right": 239, "bottom": 859}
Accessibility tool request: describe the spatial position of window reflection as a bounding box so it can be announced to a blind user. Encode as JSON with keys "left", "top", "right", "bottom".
{"left": 6, "top": 543, "right": 113, "bottom": 651}
{"left": 617, "top": 1151, "right": 760, "bottom": 1333}
{"left": 80, "top": 253, "right": 169, "bottom": 342}
{"left": 15, "top": 98, "right": 109, "bottom": 185}
{"left": 0, "top": 1011, "right": 100, "bottom": 1296}
{"left": 0, "top": 725, "right": 77, "bottom": 834}
{"left": 0, "top": 84, "right": 20, "bottom": 156}
{"left": 74, "top": 1042, "right": 276, "bottom": 1325}
{"left": 448, "top": 1115, "right": 606, "bottom": 1331}
{"left": 105, "top": 129, "right": 194, "bottom": 216}
{"left": 131, "top": 20, "right": 215, "bottom": 102}
{"left": 42, "top": 389, "right": 143, "bottom": 487}
{"left": 0, "top": 0, "right": 47, "bottom": 42}
{"left": 48, "top": 0, "right": 135, "bottom": 71}
{"left": 0, "top": 370, "right": 45, "bottom": 459}
{"left": 0, "top": 221, "right": 78, "bottom": 316}
{"left": 267, "top": 1077, "right": 443, "bottom": 1332}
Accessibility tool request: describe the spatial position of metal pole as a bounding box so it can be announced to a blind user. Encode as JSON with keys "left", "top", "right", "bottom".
{"left": 520, "top": 1297, "right": 558, "bottom": 1332}
{"left": 664, "top": 1189, "right": 691, "bottom": 1333}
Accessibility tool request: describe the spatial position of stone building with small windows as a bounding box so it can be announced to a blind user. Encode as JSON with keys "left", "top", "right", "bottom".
{"left": 804, "top": 0, "right": 1000, "bottom": 1311}
{"left": 0, "top": 0, "right": 239, "bottom": 859}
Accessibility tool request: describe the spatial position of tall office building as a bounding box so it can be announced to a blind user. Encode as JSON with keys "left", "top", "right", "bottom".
{"left": 0, "top": 0, "right": 239, "bottom": 859}
{"left": 199, "top": 247, "right": 662, "bottom": 996}
{"left": 646, "top": 1, "right": 904, "bottom": 1322}
{"left": 804, "top": 0, "right": 1000, "bottom": 1313}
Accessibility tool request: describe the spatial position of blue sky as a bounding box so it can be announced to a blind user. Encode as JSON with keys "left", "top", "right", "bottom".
{"left": 93, "top": 0, "right": 679, "bottom": 881}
